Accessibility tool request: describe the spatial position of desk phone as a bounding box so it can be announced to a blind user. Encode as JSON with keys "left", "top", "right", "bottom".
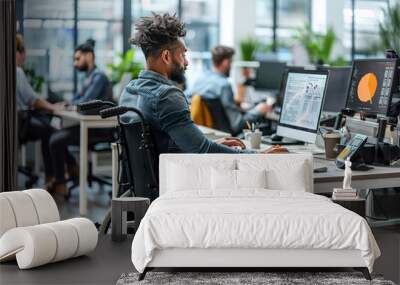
{"left": 335, "top": 134, "right": 368, "bottom": 169}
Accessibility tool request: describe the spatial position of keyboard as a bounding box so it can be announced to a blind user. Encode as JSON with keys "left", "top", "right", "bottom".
{"left": 286, "top": 145, "right": 325, "bottom": 155}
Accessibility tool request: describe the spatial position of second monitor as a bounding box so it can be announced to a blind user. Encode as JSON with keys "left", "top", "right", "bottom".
{"left": 276, "top": 69, "right": 329, "bottom": 144}
{"left": 321, "top": 66, "right": 352, "bottom": 113}
{"left": 255, "top": 61, "right": 287, "bottom": 91}
{"left": 346, "top": 58, "right": 399, "bottom": 116}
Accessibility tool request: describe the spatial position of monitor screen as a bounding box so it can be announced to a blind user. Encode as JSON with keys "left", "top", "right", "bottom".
{"left": 255, "top": 61, "right": 287, "bottom": 90}
{"left": 277, "top": 70, "right": 329, "bottom": 143}
{"left": 346, "top": 59, "right": 399, "bottom": 115}
{"left": 322, "top": 66, "right": 352, "bottom": 113}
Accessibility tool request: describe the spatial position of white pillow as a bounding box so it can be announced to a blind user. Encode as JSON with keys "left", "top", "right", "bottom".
{"left": 211, "top": 168, "right": 236, "bottom": 190}
{"left": 265, "top": 164, "right": 307, "bottom": 191}
{"left": 236, "top": 169, "right": 267, "bottom": 189}
{"left": 238, "top": 157, "right": 309, "bottom": 192}
{"left": 167, "top": 160, "right": 235, "bottom": 192}
{"left": 211, "top": 169, "right": 267, "bottom": 191}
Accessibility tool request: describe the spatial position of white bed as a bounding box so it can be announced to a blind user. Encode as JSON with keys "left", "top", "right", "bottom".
{"left": 131, "top": 154, "right": 380, "bottom": 280}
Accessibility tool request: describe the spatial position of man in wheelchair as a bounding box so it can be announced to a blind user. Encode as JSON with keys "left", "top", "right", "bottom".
{"left": 119, "top": 13, "right": 283, "bottom": 155}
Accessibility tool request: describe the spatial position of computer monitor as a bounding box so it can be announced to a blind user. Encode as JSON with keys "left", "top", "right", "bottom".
{"left": 277, "top": 69, "right": 329, "bottom": 144}
{"left": 255, "top": 61, "right": 287, "bottom": 91}
{"left": 321, "top": 66, "right": 352, "bottom": 113}
{"left": 346, "top": 59, "right": 399, "bottom": 116}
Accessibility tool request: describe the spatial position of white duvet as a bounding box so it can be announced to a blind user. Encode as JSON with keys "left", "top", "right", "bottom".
{"left": 131, "top": 190, "right": 380, "bottom": 273}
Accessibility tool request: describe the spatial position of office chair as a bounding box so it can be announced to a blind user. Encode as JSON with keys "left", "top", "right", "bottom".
{"left": 201, "top": 97, "right": 236, "bottom": 135}
{"left": 18, "top": 164, "right": 38, "bottom": 189}
{"left": 17, "top": 110, "right": 50, "bottom": 188}
{"left": 65, "top": 140, "right": 115, "bottom": 201}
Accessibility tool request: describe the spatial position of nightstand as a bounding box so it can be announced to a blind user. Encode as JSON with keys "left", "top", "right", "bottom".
{"left": 331, "top": 198, "right": 366, "bottom": 217}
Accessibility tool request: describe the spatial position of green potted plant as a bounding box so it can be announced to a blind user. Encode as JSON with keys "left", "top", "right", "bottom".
{"left": 107, "top": 48, "right": 142, "bottom": 86}
{"left": 22, "top": 65, "right": 45, "bottom": 93}
{"left": 295, "top": 23, "right": 336, "bottom": 65}
{"left": 379, "top": 3, "right": 400, "bottom": 53}
{"left": 239, "top": 36, "right": 261, "bottom": 61}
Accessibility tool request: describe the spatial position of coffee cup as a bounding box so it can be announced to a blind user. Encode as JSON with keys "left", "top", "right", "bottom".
{"left": 248, "top": 130, "right": 262, "bottom": 149}
{"left": 323, "top": 132, "right": 341, "bottom": 160}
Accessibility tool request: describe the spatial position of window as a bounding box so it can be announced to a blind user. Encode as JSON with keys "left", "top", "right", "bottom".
{"left": 21, "top": 0, "right": 220, "bottom": 96}
{"left": 132, "top": 0, "right": 178, "bottom": 19}
{"left": 276, "top": 0, "right": 311, "bottom": 43}
{"left": 255, "top": 0, "right": 274, "bottom": 46}
{"left": 77, "top": 0, "right": 123, "bottom": 76}
{"left": 181, "top": 0, "right": 220, "bottom": 87}
{"left": 255, "top": 0, "right": 311, "bottom": 60}
{"left": 23, "top": 0, "right": 75, "bottom": 96}
{"left": 182, "top": 0, "right": 219, "bottom": 52}
{"left": 131, "top": 0, "right": 220, "bottom": 87}
{"left": 344, "top": 0, "right": 389, "bottom": 59}
{"left": 131, "top": 0, "right": 218, "bottom": 53}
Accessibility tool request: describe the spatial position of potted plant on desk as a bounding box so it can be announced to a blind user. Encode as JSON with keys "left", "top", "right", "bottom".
{"left": 234, "top": 37, "right": 262, "bottom": 105}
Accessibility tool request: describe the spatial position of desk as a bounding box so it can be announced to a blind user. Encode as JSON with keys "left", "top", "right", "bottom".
{"left": 54, "top": 110, "right": 118, "bottom": 216}
{"left": 111, "top": 129, "right": 399, "bottom": 205}
{"left": 196, "top": 125, "right": 231, "bottom": 139}
{"left": 253, "top": 142, "right": 400, "bottom": 194}
{"left": 313, "top": 156, "right": 400, "bottom": 194}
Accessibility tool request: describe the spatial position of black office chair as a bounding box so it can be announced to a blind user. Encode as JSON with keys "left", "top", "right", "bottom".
{"left": 17, "top": 110, "right": 51, "bottom": 188}
{"left": 65, "top": 139, "right": 116, "bottom": 201}
{"left": 201, "top": 97, "right": 235, "bottom": 135}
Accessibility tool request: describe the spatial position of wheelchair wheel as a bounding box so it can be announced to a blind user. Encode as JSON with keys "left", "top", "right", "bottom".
{"left": 99, "top": 209, "right": 111, "bottom": 235}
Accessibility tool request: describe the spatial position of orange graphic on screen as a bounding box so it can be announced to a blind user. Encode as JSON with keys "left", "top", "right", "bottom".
{"left": 357, "top": 73, "right": 378, "bottom": 103}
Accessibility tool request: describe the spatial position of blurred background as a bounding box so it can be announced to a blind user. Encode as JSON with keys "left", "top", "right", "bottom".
{"left": 16, "top": 0, "right": 397, "bottom": 101}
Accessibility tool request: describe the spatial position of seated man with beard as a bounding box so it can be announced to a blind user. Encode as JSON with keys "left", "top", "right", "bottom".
{"left": 119, "top": 13, "right": 247, "bottom": 154}
{"left": 186, "top": 46, "right": 272, "bottom": 135}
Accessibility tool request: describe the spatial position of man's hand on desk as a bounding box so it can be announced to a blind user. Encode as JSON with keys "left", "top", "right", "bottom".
{"left": 51, "top": 101, "right": 67, "bottom": 112}
{"left": 258, "top": 145, "right": 289, "bottom": 154}
{"left": 215, "top": 137, "right": 246, "bottom": 149}
{"left": 255, "top": 102, "right": 273, "bottom": 116}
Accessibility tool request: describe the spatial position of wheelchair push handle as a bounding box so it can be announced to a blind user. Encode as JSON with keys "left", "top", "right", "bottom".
{"left": 77, "top": 100, "right": 116, "bottom": 112}
{"left": 99, "top": 106, "right": 146, "bottom": 122}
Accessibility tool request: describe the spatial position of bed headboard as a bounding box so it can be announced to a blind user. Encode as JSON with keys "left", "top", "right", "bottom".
{"left": 159, "top": 154, "right": 314, "bottom": 196}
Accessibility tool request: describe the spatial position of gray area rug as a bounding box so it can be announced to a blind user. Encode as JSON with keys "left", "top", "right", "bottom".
{"left": 117, "top": 271, "right": 396, "bottom": 285}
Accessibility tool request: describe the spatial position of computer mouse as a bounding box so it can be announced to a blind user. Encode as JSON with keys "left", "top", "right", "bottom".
{"left": 270, "top": 134, "right": 283, "bottom": 142}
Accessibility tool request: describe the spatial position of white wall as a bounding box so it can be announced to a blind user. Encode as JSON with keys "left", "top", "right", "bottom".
{"left": 219, "top": 0, "right": 257, "bottom": 60}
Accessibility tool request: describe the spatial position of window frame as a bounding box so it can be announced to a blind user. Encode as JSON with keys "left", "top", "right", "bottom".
{"left": 18, "top": 0, "right": 221, "bottom": 95}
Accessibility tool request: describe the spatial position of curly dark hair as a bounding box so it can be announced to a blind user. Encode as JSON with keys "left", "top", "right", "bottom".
{"left": 130, "top": 13, "right": 186, "bottom": 58}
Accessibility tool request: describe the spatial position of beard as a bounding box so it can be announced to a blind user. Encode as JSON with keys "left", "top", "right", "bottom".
{"left": 76, "top": 62, "right": 89, "bottom": 72}
{"left": 223, "top": 68, "right": 230, "bottom": 77}
{"left": 169, "top": 59, "right": 186, "bottom": 84}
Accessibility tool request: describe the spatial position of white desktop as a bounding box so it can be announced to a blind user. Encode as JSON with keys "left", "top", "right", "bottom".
{"left": 276, "top": 70, "right": 329, "bottom": 144}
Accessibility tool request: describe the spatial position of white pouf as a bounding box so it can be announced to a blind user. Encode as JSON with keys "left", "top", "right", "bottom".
{"left": 0, "top": 189, "right": 98, "bottom": 269}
